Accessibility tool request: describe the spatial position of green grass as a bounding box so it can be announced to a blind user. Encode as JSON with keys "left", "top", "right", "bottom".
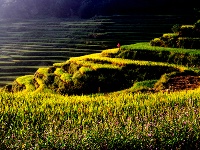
{"left": 36, "top": 68, "right": 49, "bottom": 76}
{"left": 118, "top": 42, "right": 200, "bottom": 67}
{"left": 79, "top": 66, "right": 93, "bottom": 74}
{"left": 6, "top": 46, "right": 200, "bottom": 94}
{"left": 1, "top": 88, "right": 200, "bottom": 149}
{"left": 60, "top": 73, "right": 72, "bottom": 83}
{"left": 54, "top": 68, "right": 66, "bottom": 76}
{"left": 33, "top": 78, "right": 54, "bottom": 93}
{"left": 69, "top": 52, "right": 192, "bottom": 73}
{"left": 0, "top": 15, "right": 192, "bottom": 87}
{"left": 129, "top": 80, "right": 157, "bottom": 92}
{"left": 0, "top": 15, "right": 199, "bottom": 149}
{"left": 121, "top": 42, "right": 200, "bottom": 53}
{"left": 15, "top": 75, "right": 35, "bottom": 92}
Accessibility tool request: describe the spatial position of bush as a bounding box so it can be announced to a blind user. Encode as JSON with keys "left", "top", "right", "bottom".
{"left": 161, "top": 33, "right": 179, "bottom": 48}
{"left": 177, "top": 37, "right": 200, "bottom": 49}
{"left": 162, "top": 33, "right": 179, "bottom": 39}
{"left": 179, "top": 25, "right": 195, "bottom": 37}
{"left": 1, "top": 85, "right": 12, "bottom": 92}
{"left": 150, "top": 19, "right": 200, "bottom": 49}
{"left": 194, "top": 20, "right": 200, "bottom": 36}
{"left": 150, "top": 38, "right": 165, "bottom": 47}
{"left": 44, "top": 74, "right": 55, "bottom": 85}
{"left": 62, "top": 62, "right": 81, "bottom": 74}
{"left": 11, "top": 81, "right": 26, "bottom": 92}
{"left": 72, "top": 71, "right": 98, "bottom": 94}
{"left": 171, "top": 24, "right": 181, "bottom": 33}
{"left": 48, "top": 67, "right": 56, "bottom": 73}
{"left": 194, "top": 19, "right": 200, "bottom": 29}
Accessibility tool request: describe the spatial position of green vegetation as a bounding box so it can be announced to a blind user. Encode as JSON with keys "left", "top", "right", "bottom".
{"left": 1, "top": 88, "right": 200, "bottom": 149}
{"left": 3, "top": 46, "right": 198, "bottom": 95}
{"left": 1, "top": 17, "right": 200, "bottom": 149}
{"left": 150, "top": 19, "right": 200, "bottom": 49}
{"left": 2, "top": 15, "right": 181, "bottom": 87}
{"left": 1, "top": 38, "right": 200, "bottom": 148}
{"left": 129, "top": 80, "right": 157, "bottom": 92}
{"left": 118, "top": 42, "right": 200, "bottom": 67}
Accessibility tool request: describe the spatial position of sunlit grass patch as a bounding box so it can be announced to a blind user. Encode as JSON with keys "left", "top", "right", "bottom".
{"left": 121, "top": 42, "right": 200, "bottom": 53}
{"left": 101, "top": 48, "right": 119, "bottom": 57}
{"left": 60, "top": 73, "right": 72, "bottom": 83}
{"left": 79, "top": 66, "right": 93, "bottom": 74}
{"left": 68, "top": 51, "right": 191, "bottom": 71}
{"left": 1, "top": 88, "right": 200, "bottom": 149}
{"left": 15, "top": 75, "right": 35, "bottom": 92}
{"left": 35, "top": 68, "right": 49, "bottom": 76}
{"left": 129, "top": 80, "right": 157, "bottom": 92}
{"left": 54, "top": 68, "right": 65, "bottom": 76}
{"left": 118, "top": 42, "right": 200, "bottom": 67}
{"left": 53, "top": 62, "right": 67, "bottom": 68}
{"left": 34, "top": 77, "right": 53, "bottom": 93}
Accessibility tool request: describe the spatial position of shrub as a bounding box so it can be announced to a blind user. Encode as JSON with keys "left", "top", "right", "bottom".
{"left": 57, "top": 80, "right": 74, "bottom": 95}
{"left": 62, "top": 62, "right": 81, "bottom": 74}
{"left": 44, "top": 74, "right": 55, "bottom": 85}
{"left": 171, "top": 24, "right": 181, "bottom": 33}
{"left": 60, "top": 73, "right": 72, "bottom": 83}
{"left": 177, "top": 37, "right": 200, "bottom": 49}
{"left": 72, "top": 69, "right": 104, "bottom": 94}
{"left": 194, "top": 20, "right": 200, "bottom": 36}
{"left": 179, "top": 25, "right": 195, "bottom": 37}
{"left": 161, "top": 33, "right": 179, "bottom": 48}
{"left": 11, "top": 81, "right": 26, "bottom": 92}
{"left": 54, "top": 68, "right": 65, "bottom": 77}
{"left": 162, "top": 33, "right": 179, "bottom": 39}
{"left": 48, "top": 66, "right": 56, "bottom": 73}
{"left": 150, "top": 38, "right": 165, "bottom": 47}
{"left": 1, "top": 85, "right": 12, "bottom": 92}
{"left": 149, "top": 19, "right": 200, "bottom": 49}
{"left": 194, "top": 19, "right": 200, "bottom": 29}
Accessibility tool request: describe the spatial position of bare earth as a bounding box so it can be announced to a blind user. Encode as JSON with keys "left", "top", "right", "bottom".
{"left": 165, "top": 75, "right": 200, "bottom": 91}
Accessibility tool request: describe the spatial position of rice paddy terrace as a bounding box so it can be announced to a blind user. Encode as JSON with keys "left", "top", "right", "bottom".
{"left": 0, "top": 14, "right": 195, "bottom": 87}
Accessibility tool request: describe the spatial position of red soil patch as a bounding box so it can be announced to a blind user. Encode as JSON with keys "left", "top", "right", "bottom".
{"left": 165, "top": 75, "right": 200, "bottom": 91}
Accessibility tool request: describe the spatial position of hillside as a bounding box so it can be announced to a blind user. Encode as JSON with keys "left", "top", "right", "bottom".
{"left": 2, "top": 41, "right": 200, "bottom": 95}
{"left": 0, "top": 0, "right": 198, "bottom": 19}
{"left": 2, "top": 18, "right": 200, "bottom": 149}
{"left": 0, "top": 14, "right": 195, "bottom": 87}
{"left": 2, "top": 43, "right": 200, "bottom": 149}
{"left": 0, "top": 15, "right": 197, "bottom": 92}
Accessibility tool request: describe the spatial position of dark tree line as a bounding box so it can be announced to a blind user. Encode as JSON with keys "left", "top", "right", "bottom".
{"left": 0, "top": 0, "right": 198, "bottom": 19}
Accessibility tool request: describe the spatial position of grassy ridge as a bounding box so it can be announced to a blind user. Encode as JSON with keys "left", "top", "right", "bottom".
{"left": 4, "top": 47, "right": 198, "bottom": 95}
{"left": 118, "top": 43, "right": 200, "bottom": 67}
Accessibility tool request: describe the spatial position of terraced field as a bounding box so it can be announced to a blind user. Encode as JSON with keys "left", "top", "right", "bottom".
{"left": 0, "top": 15, "right": 195, "bottom": 87}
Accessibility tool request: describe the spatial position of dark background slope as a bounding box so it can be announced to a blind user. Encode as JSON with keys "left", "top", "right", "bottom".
{"left": 0, "top": 0, "right": 199, "bottom": 19}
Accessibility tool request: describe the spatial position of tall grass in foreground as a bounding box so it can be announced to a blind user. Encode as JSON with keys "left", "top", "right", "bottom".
{"left": 1, "top": 89, "right": 200, "bottom": 149}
